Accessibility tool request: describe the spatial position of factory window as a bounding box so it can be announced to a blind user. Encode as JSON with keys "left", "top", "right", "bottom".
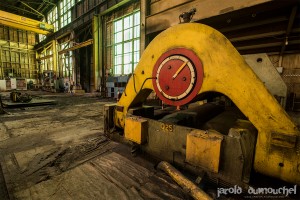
{"left": 60, "top": 42, "right": 73, "bottom": 79}
{"left": 113, "top": 11, "right": 140, "bottom": 75}
{"left": 39, "top": 48, "right": 54, "bottom": 74}
{"left": 47, "top": 6, "right": 58, "bottom": 31}
{"left": 60, "top": 0, "right": 75, "bottom": 28}
{"left": 39, "top": 34, "right": 46, "bottom": 42}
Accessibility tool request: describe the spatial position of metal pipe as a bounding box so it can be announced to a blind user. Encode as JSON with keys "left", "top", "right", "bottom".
{"left": 157, "top": 161, "right": 212, "bottom": 200}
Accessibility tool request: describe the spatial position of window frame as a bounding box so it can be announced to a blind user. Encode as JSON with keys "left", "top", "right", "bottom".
{"left": 112, "top": 10, "right": 140, "bottom": 76}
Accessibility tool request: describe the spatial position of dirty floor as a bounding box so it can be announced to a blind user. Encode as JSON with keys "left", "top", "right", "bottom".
{"left": 0, "top": 91, "right": 191, "bottom": 200}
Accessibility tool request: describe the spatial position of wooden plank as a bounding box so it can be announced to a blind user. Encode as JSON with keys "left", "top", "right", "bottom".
{"left": 146, "top": 0, "right": 272, "bottom": 34}
{"left": 13, "top": 152, "right": 190, "bottom": 199}
{"left": 14, "top": 152, "right": 188, "bottom": 199}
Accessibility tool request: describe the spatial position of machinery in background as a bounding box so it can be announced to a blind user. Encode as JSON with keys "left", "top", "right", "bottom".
{"left": 0, "top": 78, "right": 27, "bottom": 91}
{"left": 104, "top": 23, "right": 300, "bottom": 190}
{"left": 42, "top": 70, "right": 56, "bottom": 92}
{"left": 10, "top": 91, "right": 32, "bottom": 103}
{"left": 106, "top": 75, "right": 128, "bottom": 99}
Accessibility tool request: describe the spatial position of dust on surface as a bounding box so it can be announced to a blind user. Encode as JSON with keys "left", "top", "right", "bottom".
{"left": 0, "top": 91, "right": 113, "bottom": 198}
{"left": 0, "top": 91, "right": 191, "bottom": 200}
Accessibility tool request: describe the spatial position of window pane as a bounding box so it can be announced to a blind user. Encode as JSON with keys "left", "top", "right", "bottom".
{"left": 115, "top": 44, "right": 122, "bottom": 55}
{"left": 115, "top": 32, "right": 122, "bottom": 43}
{"left": 134, "top": 52, "right": 139, "bottom": 63}
{"left": 134, "top": 26, "right": 140, "bottom": 38}
{"left": 123, "top": 15, "right": 133, "bottom": 29}
{"left": 134, "top": 39, "right": 139, "bottom": 51}
{"left": 124, "top": 64, "right": 132, "bottom": 74}
{"left": 114, "top": 20, "right": 122, "bottom": 32}
{"left": 124, "top": 53, "right": 132, "bottom": 64}
{"left": 114, "top": 65, "right": 122, "bottom": 75}
{"left": 115, "top": 55, "right": 122, "bottom": 65}
{"left": 124, "top": 42, "right": 132, "bottom": 53}
{"left": 124, "top": 28, "right": 133, "bottom": 41}
{"left": 134, "top": 12, "right": 140, "bottom": 25}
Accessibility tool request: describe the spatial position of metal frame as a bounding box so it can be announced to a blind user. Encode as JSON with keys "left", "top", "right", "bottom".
{"left": 111, "top": 10, "right": 140, "bottom": 76}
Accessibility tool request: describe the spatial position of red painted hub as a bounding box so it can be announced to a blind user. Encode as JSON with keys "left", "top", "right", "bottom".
{"left": 152, "top": 48, "right": 203, "bottom": 106}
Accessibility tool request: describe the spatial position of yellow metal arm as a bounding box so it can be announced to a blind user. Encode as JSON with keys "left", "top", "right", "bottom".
{"left": 115, "top": 23, "right": 300, "bottom": 184}
{"left": 0, "top": 10, "right": 53, "bottom": 35}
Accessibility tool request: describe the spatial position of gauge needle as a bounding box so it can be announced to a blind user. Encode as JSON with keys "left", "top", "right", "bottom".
{"left": 172, "top": 61, "right": 188, "bottom": 79}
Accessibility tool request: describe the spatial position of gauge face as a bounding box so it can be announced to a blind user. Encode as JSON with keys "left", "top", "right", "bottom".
{"left": 152, "top": 48, "right": 203, "bottom": 106}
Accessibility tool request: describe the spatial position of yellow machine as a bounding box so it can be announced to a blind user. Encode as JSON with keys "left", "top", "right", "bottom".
{"left": 104, "top": 23, "right": 300, "bottom": 187}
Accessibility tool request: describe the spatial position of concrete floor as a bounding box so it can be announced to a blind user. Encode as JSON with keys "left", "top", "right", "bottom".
{"left": 1, "top": 91, "right": 299, "bottom": 200}
{"left": 0, "top": 91, "right": 191, "bottom": 200}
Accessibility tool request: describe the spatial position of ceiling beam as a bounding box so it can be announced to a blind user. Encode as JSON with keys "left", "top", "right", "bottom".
{"left": 37, "top": 2, "right": 46, "bottom": 12}
{"left": 40, "top": 4, "right": 51, "bottom": 14}
{"left": 229, "top": 31, "right": 286, "bottom": 42}
{"left": 43, "top": 0, "right": 56, "bottom": 6}
{"left": 20, "top": 1, "right": 45, "bottom": 18}
{"left": 219, "top": 16, "right": 288, "bottom": 32}
{"left": 0, "top": 2, "right": 41, "bottom": 18}
{"left": 236, "top": 39, "right": 300, "bottom": 51}
{"left": 58, "top": 39, "right": 94, "bottom": 55}
{"left": 279, "top": 6, "right": 298, "bottom": 56}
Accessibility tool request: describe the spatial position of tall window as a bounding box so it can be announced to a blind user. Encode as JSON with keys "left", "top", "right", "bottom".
{"left": 47, "top": 6, "right": 58, "bottom": 31}
{"left": 60, "top": 0, "right": 75, "bottom": 28}
{"left": 113, "top": 11, "right": 140, "bottom": 75}
{"left": 39, "top": 48, "right": 53, "bottom": 72}
{"left": 60, "top": 42, "right": 73, "bottom": 78}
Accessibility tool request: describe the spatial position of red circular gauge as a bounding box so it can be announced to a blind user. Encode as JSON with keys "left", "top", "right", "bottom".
{"left": 152, "top": 48, "right": 203, "bottom": 106}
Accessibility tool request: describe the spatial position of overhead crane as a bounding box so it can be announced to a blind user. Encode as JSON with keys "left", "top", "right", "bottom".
{"left": 104, "top": 23, "right": 300, "bottom": 190}
{"left": 0, "top": 10, "right": 53, "bottom": 35}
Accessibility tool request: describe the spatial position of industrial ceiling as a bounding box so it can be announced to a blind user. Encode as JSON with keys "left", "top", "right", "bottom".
{"left": 0, "top": 0, "right": 299, "bottom": 55}
{"left": 199, "top": 0, "right": 300, "bottom": 54}
{"left": 0, "top": 0, "right": 58, "bottom": 20}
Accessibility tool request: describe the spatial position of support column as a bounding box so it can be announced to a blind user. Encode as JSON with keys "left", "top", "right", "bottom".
{"left": 140, "top": 0, "right": 147, "bottom": 52}
{"left": 93, "top": 15, "right": 99, "bottom": 92}
{"left": 52, "top": 39, "right": 58, "bottom": 73}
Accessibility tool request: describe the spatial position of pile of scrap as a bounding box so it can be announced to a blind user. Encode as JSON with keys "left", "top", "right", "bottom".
{"left": 1, "top": 91, "right": 56, "bottom": 108}
{"left": 10, "top": 91, "right": 32, "bottom": 103}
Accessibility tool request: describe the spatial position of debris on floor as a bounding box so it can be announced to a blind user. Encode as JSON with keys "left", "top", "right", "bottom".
{"left": 0, "top": 91, "right": 191, "bottom": 199}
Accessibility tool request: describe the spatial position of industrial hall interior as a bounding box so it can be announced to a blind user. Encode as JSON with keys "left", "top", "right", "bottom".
{"left": 0, "top": 0, "right": 300, "bottom": 199}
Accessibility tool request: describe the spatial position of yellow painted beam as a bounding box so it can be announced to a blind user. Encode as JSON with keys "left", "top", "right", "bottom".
{"left": 52, "top": 40, "right": 57, "bottom": 72}
{"left": 58, "top": 39, "right": 93, "bottom": 55}
{"left": 0, "top": 10, "right": 53, "bottom": 35}
{"left": 93, "top": 15, "right": 99, "bottom": 92}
